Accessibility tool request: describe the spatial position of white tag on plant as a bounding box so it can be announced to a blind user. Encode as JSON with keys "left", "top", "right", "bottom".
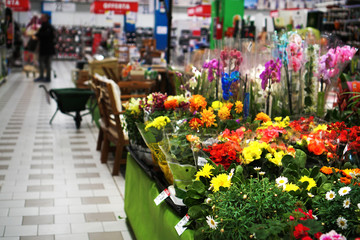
{"left": 198, "top": 157, "right": 208, "bottom": 167}
{"left": 154, "top": 188, "right": 170, "bottom": 206}
{"left": 175, "top": 214, "right": 190, "bottom": 236}
{"left": 247, "top": 42, "right": 253, "bottom": 52}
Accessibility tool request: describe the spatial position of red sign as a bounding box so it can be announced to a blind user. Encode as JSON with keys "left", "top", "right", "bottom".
{"left": 195, "top": 4, "right": 211, "bottom": 17}
{"left": 90, "top": 1, "right": 138, "bottom": 15}
{"left": 6, "top": 0, "right": 30, "bottom": 12}
{"left": 187, "top": 7, "right": 195, "bottom": 16}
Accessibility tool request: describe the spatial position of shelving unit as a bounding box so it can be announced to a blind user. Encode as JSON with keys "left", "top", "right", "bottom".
{"left": 323, "top": 4, "right": 360, "bottom": 51}
{"left": 55, "top": 26, "right": 83, "bottom": 60}
{"left": 0, "top": 1, "right": 7, "bottom": 86}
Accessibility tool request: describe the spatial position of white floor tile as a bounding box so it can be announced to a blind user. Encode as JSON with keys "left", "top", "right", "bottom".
{"left": 68, "top": 205, "right": 98, "bottom": 214}
{"left": 121, "top": 231, "right": 134, "bottom": 240}
{"left": 0, "top": 217, "right": 22, "bottom": 226}
{"left": 54, "top": 198, "right": 81, "bottom": 207}
{"left": 39, "top": 206, "right": 68, "bottom": 215}
{"left": 55, "top": 233, "right": 89, "bottom": 240}
{"left": 70, "top": 222, "right": 103, "bottom": 234}
{"left": 102, "top": 220, "right": 128, "bottom": 231}
{"left": 38, "top": 224, "right": 71, "bottom": 235}
{"left": 54, "top": 214, "right": 85, "bottom": 224}
{"left": 4, "top": 225, "right": 37, "bottom": 237}
{"left": 8, "top": 207, "right": 38, "bottom": 217}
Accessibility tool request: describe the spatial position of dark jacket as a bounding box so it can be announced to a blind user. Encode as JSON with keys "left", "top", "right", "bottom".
{"left": 36, "top": 21, "right": 56, "bottom": 56}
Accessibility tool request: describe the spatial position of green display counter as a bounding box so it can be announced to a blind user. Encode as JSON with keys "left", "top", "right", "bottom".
{"left": 125, "top": 154, "right": 194, "bottom": 240}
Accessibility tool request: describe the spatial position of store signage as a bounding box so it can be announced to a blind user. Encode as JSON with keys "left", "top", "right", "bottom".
{"left": 195, "top": 4, "right": 211, "bottom": 17}
{"left": 43, "top": 2, "right": 76, "bottom": 12}
{"left": 6, "top": 0, "right": 30, "bottom": 12}
{"left": 91, "top": 1, "right": 138, "bottom": 15}
{"left": 187, "top": 7, "right": 195, "bottom": 16}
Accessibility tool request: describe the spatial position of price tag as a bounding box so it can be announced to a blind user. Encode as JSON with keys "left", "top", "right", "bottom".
{"left": 175, "top": 214, "right": 190, "bottom": 236}
{"left": 154, "top": 188, "right": 170, "bottom": 206}
{"left": 198, "top": 157, "right": 208, "bottom": 167}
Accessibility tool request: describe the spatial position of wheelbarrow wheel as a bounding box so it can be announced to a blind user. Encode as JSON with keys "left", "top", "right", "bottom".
{"left": 74, "top": 111, "right": 82, "bottom": 129}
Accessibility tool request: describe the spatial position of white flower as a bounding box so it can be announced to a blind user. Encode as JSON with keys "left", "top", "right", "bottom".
{"left": 259, "top": 171, "right": 265, "bottom": 176}
{"left": 358, "top": 203, "right": 360, "bottom": 209}
{"left": 307, "top": 192, "right": 314, "bottom": 198}
{"left": 338, "top": 186, "right": 351, "bottom": 196}
{"left": 205, "top": 198, "right": 212, "bottom": 204}
{"left": 228, "top": 168, "right": 235, "bottom": 180}
{"left": 192, "top": 66, "right": 201, "bottom": 78}
{"left": 343, "top": 198, "right": 350, "bottom": 208}
{"left": 336, "top": 216, "right": 348, "bottom": 230}
{"left": 275, "top": 176, "right": 288, "bottom": 187}
{"left": 254, "top": 167, "right": 261, "bottom": 171}
{"left": 313, "top": 214, "right": 318, "bottom": 220}
{"left": 189, "top": 77, "right": 197, "bottom": 89}
{"left": 206, "top": 215, "right": 218, "bottom": 230}
{"left": 325, "top": 190, "right": 336, "bottom": 201}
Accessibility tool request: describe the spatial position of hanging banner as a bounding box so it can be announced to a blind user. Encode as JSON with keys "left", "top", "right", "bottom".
{"left": 90, "top": 1, "right": 138, "bottom": 15}
{"left": 194, "top": 4, "right": 211, "bottom": 17}
{"left": 6, "top": 0, "right": 30, "bottom": 12}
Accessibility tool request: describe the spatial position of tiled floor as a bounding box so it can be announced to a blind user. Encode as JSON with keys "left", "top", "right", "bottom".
{"left": 0, "top": 62, "right": 133, "bottom": 240}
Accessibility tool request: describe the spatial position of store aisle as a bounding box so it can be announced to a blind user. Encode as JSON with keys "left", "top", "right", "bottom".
{"left": 0, "top": 62, "right": 133, "bottom": 240}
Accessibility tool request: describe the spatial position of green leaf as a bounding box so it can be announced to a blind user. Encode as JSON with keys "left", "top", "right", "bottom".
{"left": 281, "top": 155, "right": 294, "bottom": 168}
{"left": 188, "top": 205, "right": 204, "bottom": 219}
{"left": 192, "top": 181, "right": 206, "bottom": 195}
{"left": 320, "top": 183, "right": 332, "bottom": 192}
{"left": 310, "top": 166, "right": 320, "bottom": 179}
{"left": 295, "top": 149, "right": 307, "bottom": 169}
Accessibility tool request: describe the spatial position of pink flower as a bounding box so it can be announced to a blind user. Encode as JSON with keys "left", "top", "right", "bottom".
{"left": 319, "top": 230, "right": 346, "bottom": 240}
{"left": 291, "top": 56, "right": 302, "bottom": 72}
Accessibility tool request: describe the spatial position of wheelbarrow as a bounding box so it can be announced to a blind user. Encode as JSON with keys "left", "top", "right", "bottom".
{"left": 39, "top": 85, "right": 96, "bottom": 129}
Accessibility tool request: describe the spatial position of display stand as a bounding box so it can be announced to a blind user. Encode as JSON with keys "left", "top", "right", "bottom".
{"left": 124, "top": 152, "right": 194, "bottom": 240}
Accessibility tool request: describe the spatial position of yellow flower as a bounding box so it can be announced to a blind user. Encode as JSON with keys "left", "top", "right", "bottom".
{"left": 242, "top": 141, "right": 267, "bottom": 165}
{"left": 266, "top": 150, "right": 285, "bottom": 166}
{"left": 126, "top": 98, "right": 141, "bottom": 114}
{"left": 299, "top": 176, "right": 317, "bottom": 191}
{"left": 218, "top": 106, "right": 231, "bottom": 120}
{"left": 285, "top": 183, "right": 300, "bottom": 192}
{"left": 235, "top": 101, "right": 243, "bottom": 114}
{"left": 195, "top": 163, "right": 214, "bottom": 180}
{"left": 210, "top": 173, "right": 231, "bottom": 192}
{"left": 145, "top": 116, "right": 171, "bottom": 130}
{"left": 201, "top": 107, "right": 217, "bottom": 128}
{"left": 313, "top": 124, "right": 328, "bottom": 133}
{"left": 211, "top": 101, "right": 223, "bottom": 110}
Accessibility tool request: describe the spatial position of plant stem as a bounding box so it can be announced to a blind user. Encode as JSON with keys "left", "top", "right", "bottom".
{"left": 285, "top": 63, "right": 293, "bottom": 115}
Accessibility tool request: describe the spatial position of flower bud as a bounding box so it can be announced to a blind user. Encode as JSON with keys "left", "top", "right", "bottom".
{"left": 220, "top": 229, "right": 224, "bottom": 233}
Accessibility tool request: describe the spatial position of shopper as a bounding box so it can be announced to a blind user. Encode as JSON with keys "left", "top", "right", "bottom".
{"left": 4, "top": 7, "right": 22, "bottom": 67}
{"left": 34, "top": 14, "right": 56, "bottom": 82}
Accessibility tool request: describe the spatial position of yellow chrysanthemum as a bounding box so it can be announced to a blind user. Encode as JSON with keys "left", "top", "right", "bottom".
{"left": 299, "top": 176, "right": 317, "bottom": 191}
{"left": 234, "top": 101, "right": 243, "bottom": 114}
{"left": 201, "top": 107, "right": 217, "bottom": 128}
{"left": 145, "top": 116, "right": 171, "bottom": 130}
{"left": 210, "top": 173, "right": 231, "bottom": 192}
{"left": 218, "top": 106, "right": 231, "bottom": 120}
{"left": 211, "top": 101, "right": 223, "bottom": 110}
{"left": 195, "top": 163, "right": 214, "bottom": 180}
{"left": 285, "top": 183, "right": 300, "bottom": 192}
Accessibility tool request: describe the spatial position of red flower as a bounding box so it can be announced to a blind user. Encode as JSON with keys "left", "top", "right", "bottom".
{"left": 294, "top": 224, "right": 310, "bottom": 239}
{"left": 314, "top": 232, "right": 322, "bottom": 239}
{"left": 204, "top": 142, "right": 241, "bottom": 170}
{"left": 301, "top": 236, "right": 313, "bottom": 240}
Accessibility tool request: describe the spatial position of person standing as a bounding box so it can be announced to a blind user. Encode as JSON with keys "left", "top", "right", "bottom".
{"left": 34, "top": 14, "right": 56, "bottom": 82}
{"left": 4, "top": 7, "right": 22, "bottom": 67}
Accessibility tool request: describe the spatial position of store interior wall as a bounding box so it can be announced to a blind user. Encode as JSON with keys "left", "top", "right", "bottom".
{"left": 13, "top": 2, "right": 271, "bottom": 35}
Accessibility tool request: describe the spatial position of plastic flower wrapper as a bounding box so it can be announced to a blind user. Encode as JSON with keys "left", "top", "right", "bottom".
{"left": 304, "top": 44, "right": 320, "bottom": 115}
{"left": 317, "top": 44, "right": 357, "bottom": 116}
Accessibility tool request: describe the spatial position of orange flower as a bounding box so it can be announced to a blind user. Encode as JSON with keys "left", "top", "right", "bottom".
{"left": 201, "top": 107, "right": 217, "bottom": 128}
{"left": 320, "top": 166, "right": 339, "bottom": 175}
{"left": 255, "top": 112, "right": 271, "bottom": 122}
{"left": 164, "top": 99, "right": 179, "bottom": 110}
{"left": 340, "top": 177, "right": 351, "bottom": 185}
{"left": 224, "top": 102, "right": 234, "bottom": 110}
{"left": 189, "top": 95, "right": 207, "bottom": 112}
{"left": 186, "top": 134, "right": 199, "bottom": 142}
{"left": 189, "top": 118, "right": 203, "bottom": 130}
{"left": 218, "top": 105, "right": 231, "bottom": 120}
{"left": 308, "top": 140, "right": 325, "bottom": 155}
{"left": 235, "top": 101, "right": 243, "bottom": 114}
